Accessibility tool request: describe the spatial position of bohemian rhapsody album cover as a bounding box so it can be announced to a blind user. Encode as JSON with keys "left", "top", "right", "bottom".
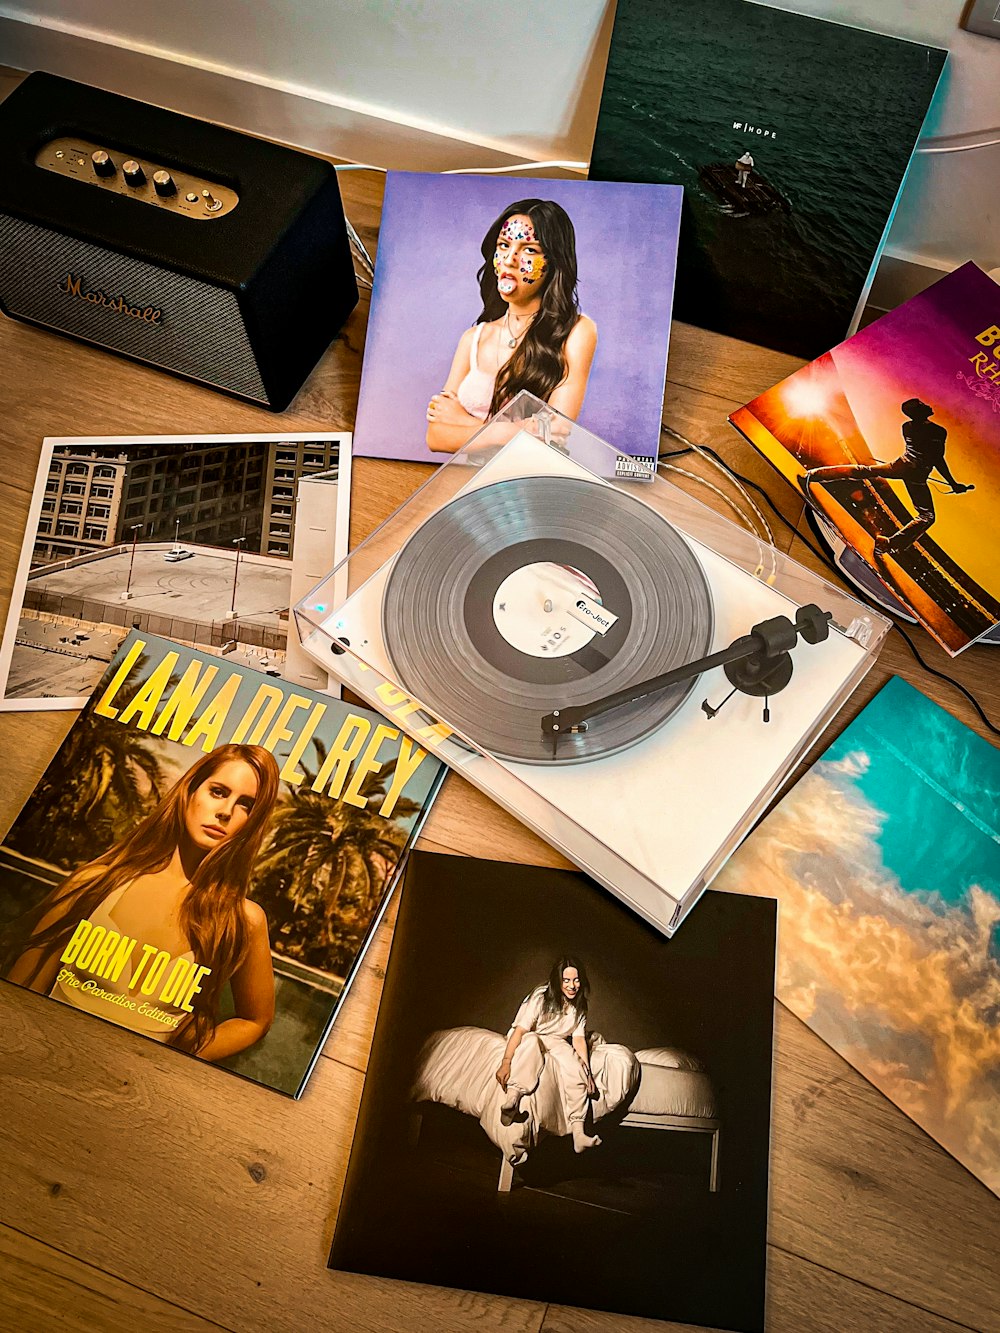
{"left": 0, "top": 631, "right": 444, "bottom": 1096}
{"left": 731, "top": 263, "right": 1000, "bottom": 655}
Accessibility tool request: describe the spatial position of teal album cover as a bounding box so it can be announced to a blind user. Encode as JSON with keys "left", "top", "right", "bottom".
{"left": 716, "top": 677, "right": 1000, "bottom": 1195}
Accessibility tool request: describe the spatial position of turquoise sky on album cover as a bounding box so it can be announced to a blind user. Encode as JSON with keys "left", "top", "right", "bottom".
{"left": 828, "top": 679, "right": 1000, "bottom": 918}
{"left": 716, "top": 676, "right": 1000, "bottom": 1196}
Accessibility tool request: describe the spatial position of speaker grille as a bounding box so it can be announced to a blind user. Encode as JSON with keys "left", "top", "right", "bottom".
{"left": 0, "top": 214, "right": 268, "bottom": 403}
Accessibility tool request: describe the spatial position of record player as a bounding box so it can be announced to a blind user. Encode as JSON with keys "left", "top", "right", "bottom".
{"left": 295, "top": 394, "right": 889, "bottom": 936}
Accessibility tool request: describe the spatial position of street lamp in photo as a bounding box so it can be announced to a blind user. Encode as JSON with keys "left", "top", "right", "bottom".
{"left": 120, "top": 523, "right": 142, "bottom": 600}
{"left": 229, "top": 536, "right": 247, "bottom": 620}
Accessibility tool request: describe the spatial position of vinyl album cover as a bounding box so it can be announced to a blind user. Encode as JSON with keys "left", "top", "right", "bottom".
{"left": 715, "top": 677, "right": 1000, "bottom": 1198}
{"left": 589, "top": 0, "right": 946, "bottom": 358}
{"left": 330, "top": 851, "right": 777, "bottom": 1332}
{"left": 353, "top": 171, "right": 682, "bottom": 465}
{"left": 0, "top": 631, "right": 444, "bottom": 1096}
{"left": 0, "top": 432, "right": 351, "bottom": 709}
{"left": 731, "top": 263, "right": 1000, "bottom": 654}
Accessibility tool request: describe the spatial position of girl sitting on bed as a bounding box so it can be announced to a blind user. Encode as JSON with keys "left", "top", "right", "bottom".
{"left": 494, "top": 954, "right": 602, "bottom": 1154}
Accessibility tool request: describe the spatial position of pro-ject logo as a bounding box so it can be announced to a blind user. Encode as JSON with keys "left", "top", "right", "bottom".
{"left": 569, "top": 595, "right": 617, "bottom": 635}
{"left": 59, "top": 272, "right": 163, "bottom": 325}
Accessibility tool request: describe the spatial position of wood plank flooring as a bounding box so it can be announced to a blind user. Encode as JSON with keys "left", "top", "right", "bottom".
{"left": 0, "top": 82, "right": 998, "bottom": 1332}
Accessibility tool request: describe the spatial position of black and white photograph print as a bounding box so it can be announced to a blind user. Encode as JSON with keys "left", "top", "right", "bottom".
{"left": 329, "top": 851, "right": 777, "bottom": 1332}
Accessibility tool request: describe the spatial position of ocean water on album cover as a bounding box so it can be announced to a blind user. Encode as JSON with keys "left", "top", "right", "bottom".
{"left": 590, "top": 0, "right": 946, "bottom": 358}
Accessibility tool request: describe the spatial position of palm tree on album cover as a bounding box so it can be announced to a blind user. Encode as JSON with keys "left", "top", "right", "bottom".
{"left": 251, "top": 742, "right": 421, "bottom": 975}
{"left": 7, "top": 699, "right": 167, "bottom": 870}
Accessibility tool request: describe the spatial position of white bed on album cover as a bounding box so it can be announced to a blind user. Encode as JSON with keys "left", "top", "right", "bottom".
{"left": 410, "top": 1027, "right": 721, "bottom": 1195}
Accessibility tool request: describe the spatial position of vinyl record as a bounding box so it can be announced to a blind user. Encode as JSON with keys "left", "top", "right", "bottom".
{"left": 805, "top": 507, "right": 1000, "bottom": 645}
{"left": 382, "top": 475, "right": 714, "bottom": 764}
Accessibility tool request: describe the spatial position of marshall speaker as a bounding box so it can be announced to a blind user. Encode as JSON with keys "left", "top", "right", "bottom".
{"left": 0, "top": 72, "right": 359, "bottom": 410}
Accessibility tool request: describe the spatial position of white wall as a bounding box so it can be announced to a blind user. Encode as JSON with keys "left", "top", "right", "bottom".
{"left": 1, "top": 0, "right": 998, "bottom": 273}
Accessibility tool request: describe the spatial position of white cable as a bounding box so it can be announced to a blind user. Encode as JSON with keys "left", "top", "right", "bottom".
{"left": 662, "top": 424, "right": 776, "bottom": 547}
{"left": 442, "top": 160, "right": 588, "bottom": 175}
{"left": 657, "top": 461, "right": 776, "bottom": 582}
{"left": 333, "top": 141, "right": 1000, "bottom": 167}
{"left": 657, "top": 461, "right": 759, "bottom": 534}
{"left": 335, "top": 159, "right": 588, "bottom": 176}
{"left": 917, "top": 136, "right": 1000, "bottom": 155}
{"left": 344, "top": 215, "right": 375, "bottom": 278}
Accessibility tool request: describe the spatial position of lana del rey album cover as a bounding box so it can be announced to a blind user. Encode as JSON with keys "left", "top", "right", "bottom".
{"left": 0, "top": 631, "right": 444, "bottom": 1096}
{"left": 731, "top": 263, "right": 1000, "bottom": 655}
{"left": 588, "top": 0, "right": 947, "bottom": 359}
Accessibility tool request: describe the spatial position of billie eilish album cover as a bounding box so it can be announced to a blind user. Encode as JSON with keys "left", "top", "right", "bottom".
{"left": 330, "top": 851, "right": 776, "bottom": 1332}
{"left": 589, "top": 0, "right": 946, "bottom": 359}
{"left": 0, "top": 631, "right": 444, "bottom": 1096}
{"left": 732, "top": 263, "right": 1000, "bottom": 654}
{"left": 715, "top": 677, "right": 1000, "bottom": 1198}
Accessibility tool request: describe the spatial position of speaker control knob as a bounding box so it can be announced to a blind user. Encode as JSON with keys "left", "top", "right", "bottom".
{"left": 123, "top": 160, "right": 146, "bottom": 187}
{"left": 152, "top": 170, "right": 176, "bottom": 197}
{"left": 91, "top": 150, "right": 115, "bottom": 178}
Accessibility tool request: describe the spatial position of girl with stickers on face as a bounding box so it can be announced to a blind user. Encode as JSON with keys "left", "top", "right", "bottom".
{"left": 426, "top": 199, "right": 598, "bottom": 453}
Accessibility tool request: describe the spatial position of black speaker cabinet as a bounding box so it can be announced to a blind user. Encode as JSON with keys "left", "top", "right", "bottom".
{"left": 0, "top": 72, "right": 359, "bottom": 410}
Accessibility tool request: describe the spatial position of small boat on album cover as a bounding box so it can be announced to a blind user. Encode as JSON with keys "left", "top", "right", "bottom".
{"left": 330, "top": 851, "right": 777, "bottom": 1332}
{"left": 589, "top": 0, "right": 947, "bottom": 358}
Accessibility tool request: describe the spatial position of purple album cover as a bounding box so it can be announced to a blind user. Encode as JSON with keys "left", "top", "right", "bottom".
{"left": 354, "top": 172, "right": 682, "bottom": 464}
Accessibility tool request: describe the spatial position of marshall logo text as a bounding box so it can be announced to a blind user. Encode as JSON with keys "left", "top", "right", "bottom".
{"left": 59, "top": 273, "right": 163, "bottom": 325}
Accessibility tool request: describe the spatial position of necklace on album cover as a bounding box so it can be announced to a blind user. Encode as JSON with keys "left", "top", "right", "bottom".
{"left": 502, "top": 307, "right": 535, "bottom": 350}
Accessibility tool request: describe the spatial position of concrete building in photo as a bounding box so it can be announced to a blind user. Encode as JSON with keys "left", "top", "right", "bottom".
{"left": 34, "top": 442, "right": 268, "bottom": 564}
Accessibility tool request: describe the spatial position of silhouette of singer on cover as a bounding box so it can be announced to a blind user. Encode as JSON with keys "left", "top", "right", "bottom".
{"left": 803, "top": 398, "right": 973, "bottom": 556}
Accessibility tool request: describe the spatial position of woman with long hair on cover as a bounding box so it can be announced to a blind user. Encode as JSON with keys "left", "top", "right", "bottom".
{"left": 7, "top": 743, "right": 281, "bottom": 1061}
{"left": 425, "top": 199, "right": 598, "bottom": 453}
{"left": 494, "top": 954, "right": 603, "bottom": 1154}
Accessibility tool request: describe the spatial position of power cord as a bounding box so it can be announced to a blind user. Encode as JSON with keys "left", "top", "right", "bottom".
{"left": 660, "top": 424, "right": 1000, "bottom": 738}
{"left": 334, "top": 160, "right": 587, "bottom": 175}
{"left": 658, "top": 425, "right": 775, "bottom": 546}
{"left": 916, "top": 134, "right": 1000, "bottom": 155}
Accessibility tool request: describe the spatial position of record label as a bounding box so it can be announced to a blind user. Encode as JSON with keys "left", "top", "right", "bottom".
{"left": 492, "top": 562, "right": 609, "bottom": 659}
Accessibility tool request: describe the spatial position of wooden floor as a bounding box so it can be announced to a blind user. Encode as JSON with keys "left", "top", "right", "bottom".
{"left": 1, "top": 94, "right": 999, "bottom": 1333}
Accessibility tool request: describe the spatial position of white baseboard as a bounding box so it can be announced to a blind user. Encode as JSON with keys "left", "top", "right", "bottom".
{"left": 0, "top": 13, "right": 539, "bottom": 172}
{"left": 0, "top": 12, "right": 957, "bottom": 317}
